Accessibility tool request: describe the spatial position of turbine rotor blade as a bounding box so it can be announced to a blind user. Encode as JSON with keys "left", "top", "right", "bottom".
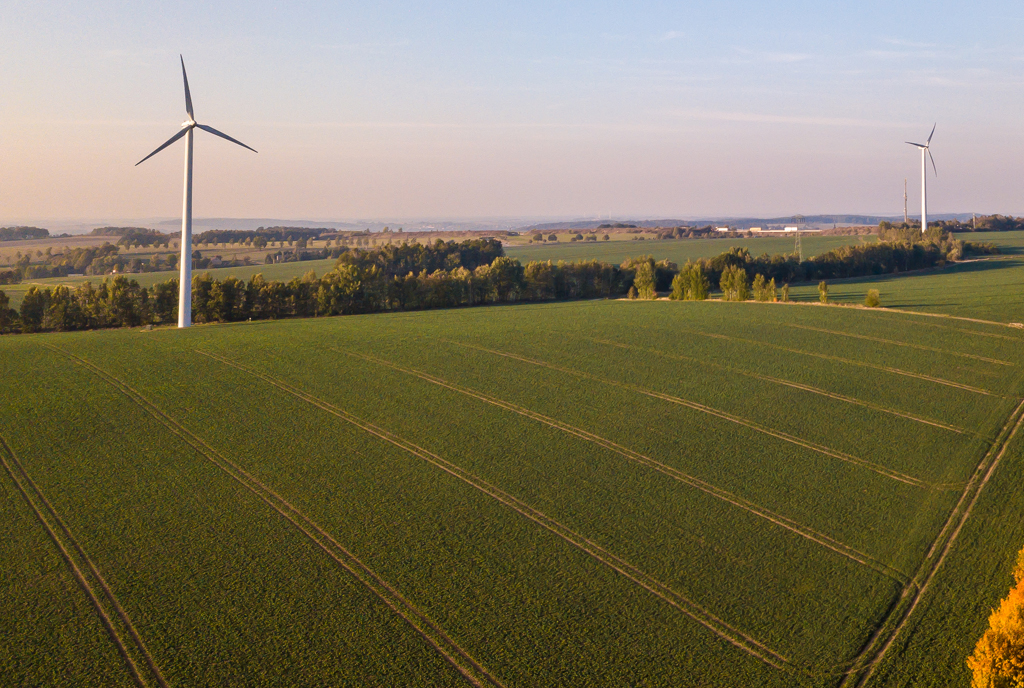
{"left": 929, "top": 149, "right": 937, "bottom": 176}
{"left": 181, "top": 55, "right": 194, "bottom": 119}
{"left": 195, "top": 123, "right": 257, "bottom": 153}
{"left": 927, "top": 123, "right": 936, "bottom": 144}
{"left": 135, "top": 126, "right": 191, "bottom": 166}
{"left": 906, "top": 141, "right": 925, "bottom": 147}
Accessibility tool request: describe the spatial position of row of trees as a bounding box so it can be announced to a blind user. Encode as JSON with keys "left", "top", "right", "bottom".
{"left": 0, "top": 231, "right": 992, "bottom": 335}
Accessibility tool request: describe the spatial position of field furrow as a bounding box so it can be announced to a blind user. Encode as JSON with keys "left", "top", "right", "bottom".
{"left": 0, "top": 436, "right": 166, "bottom": 688}
{"left": 842, "top": 398, "right": 1024, "bottom": 686}
{"left": 446, "top": 339, "right": 939, "bottom": 489}
{"left": 586, "top": 336, "right": 967, "bottom": 435}
{"left": 196, "top": 348, "right": 793, "bottom": 669}
{"left": 672, "top": 326, "right": 1001, "bottom": 397}
{"left": 6, "top": 294, "right": 1024, "bottom": 687}
{"left": 342, "top": 347, "right": 906, "bottom": 582}
{"left": 46, "top": 344, "right": 502, "bottom": 688}
{"left": 783, "top": 324, "right": 1016, "bottom": 367}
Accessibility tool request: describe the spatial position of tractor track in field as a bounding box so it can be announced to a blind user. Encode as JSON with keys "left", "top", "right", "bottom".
{"left": 46, "top": 345, "right": 502, "bottom": 688}
{"left": 838, "top": 397, "right": 1024, "bottom": 686}
{"left": 196, "top": 349, "right": 797, "bottom": 671}
{"left": 445, "top": 340, "right": 942, "bottom": 490}
{"left": 0, "top": 435, "right": 168, "bottom": 688}
{"left": 673, "top": 327, "right": 1003, "bottom": 397}
{"left": 340, "top": 349, "right": 909, "bottom": 584}
{"left": 864, "top": 313, "right": 1023, "bottom": 342}
{"left": 785, "top": 324, "right": 1015, "bottom": 367}
{"left": 585, "top": 336, "right": 969, "bottom": 436}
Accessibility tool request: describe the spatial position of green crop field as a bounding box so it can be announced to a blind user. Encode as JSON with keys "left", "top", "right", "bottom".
{"left": 2, "top": 258, "right": 338, "bottom": 309}
{"left": 787, "top": 231, "right": 1024, "bottom": 323}
{"left": 3, "top": 298, "right": 1024, "bottom": 686}
{"left": 506, "top": 233, "right": 871, "bottom": 265}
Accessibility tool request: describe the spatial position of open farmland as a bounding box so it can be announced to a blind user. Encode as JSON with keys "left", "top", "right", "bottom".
{"left": 506, "top": 233, "right": 872, "bottom": 265}
{"left": 787, "top": 231, "right": 1024, "bottom": 323}
{"left": 2, "top": 300, "right": 1024, "bottom": 686}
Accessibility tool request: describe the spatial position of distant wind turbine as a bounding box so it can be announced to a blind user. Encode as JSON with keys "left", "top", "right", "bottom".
{"left": 905, "top": 124, "right": 936, "bottom": 234}
{"left": 136, "top": 56, "right": 257, "bottom": 328}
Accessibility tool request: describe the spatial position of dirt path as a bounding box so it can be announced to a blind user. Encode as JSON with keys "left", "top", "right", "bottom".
{"left": 786, "top": 323, "right": 1015, "bottom": 367}
{"left": 0, "top": 435, "right": 168, "bottom": 688}
{"left": 448, "top": 341, "right": 940, "bottom": 490}
{"left": 587, "top": 336, "right": 967, "bottom": 435}
{"left": 342, "top": 349, "right": 909, "bottom": 584}
{"left": 198, "top": 349, "right": 797, "bottom": 672}
{"left": 838, "top": 398, "right": 1024, "bottom": 686}
{"left": 46, "top": 345, "right": 502, "bottom": 688}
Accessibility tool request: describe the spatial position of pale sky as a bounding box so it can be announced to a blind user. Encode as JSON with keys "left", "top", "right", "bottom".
{"left": 2, "top": 1, "right": 1024, "bottom": 224}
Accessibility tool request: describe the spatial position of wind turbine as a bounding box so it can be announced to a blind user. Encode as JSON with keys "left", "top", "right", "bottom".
{"left": 136, "top": 56, "right": 257, "bottom": 328}
{"left": 905, "top": 124, "right": 936, "bottom": 234}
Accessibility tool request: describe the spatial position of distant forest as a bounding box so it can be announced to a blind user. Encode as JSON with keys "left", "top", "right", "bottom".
{"left": 0, "top": 227, "right": 49, "bottom": 241}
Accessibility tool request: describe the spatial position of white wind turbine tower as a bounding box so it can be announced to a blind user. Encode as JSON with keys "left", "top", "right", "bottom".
{"left": 905, "top": 124, "right": 937, "bottom": 234}
{"left": 136, "top": 56, "right": 257, "bottom": 328}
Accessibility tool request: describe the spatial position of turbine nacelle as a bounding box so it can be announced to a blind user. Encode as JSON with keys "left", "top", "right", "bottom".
{"left": 905, "top": 123, "right": 937, "bottom": 176}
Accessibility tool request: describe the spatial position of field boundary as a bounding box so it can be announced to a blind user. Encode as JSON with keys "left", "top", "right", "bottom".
{"left": 45, "top": 345, "right": 503, "bottom": 688}
{"left": 840, "top": 397, "right": 1024, "bottom": 686}
{"left": 341, "top": 348, "right": 909, "bottom": 583}
{"left": 585, "top": 336, "right": 968, "bottom": 435}
{"left": 196, "top": 349, "right": 800, "bottom": 671}
{"left": 446, "top": 340, "right": 942, "bottom": 489}
{"left": 671, "top": 326, "right": 1002, "bottom": 397}
{"left": 0, "top": 435, "right": 168, "bottom": 688}
{"left": 785, "top": 323, "right": 1015, "bottom": 367}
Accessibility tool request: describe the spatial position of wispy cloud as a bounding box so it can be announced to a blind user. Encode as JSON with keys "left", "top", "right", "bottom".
{"left": 881, "top": 38, "right": 937, "bottom": 49}
{"left": 659, "top": 31, "right": 685, "bottom": 42}
{"left": 731, "top": 47, "right": 813, "bottom": 64}
{"left": 671, "top": 108, "right": 902, "bottom": 128}
{"left": 311, "top": 40, "right": 409, "bottom": 51}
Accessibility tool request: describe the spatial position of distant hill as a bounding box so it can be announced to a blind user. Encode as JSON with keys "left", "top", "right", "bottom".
{"left": 517, "top": 214, "right": 979, "bottom": 232}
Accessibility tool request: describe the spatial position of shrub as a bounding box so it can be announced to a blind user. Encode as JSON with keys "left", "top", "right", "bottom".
{"left": 627, "top": 285, "right": 638, "bottom": 300}
{"left": 864, "top": 289, "right": 880, "bottom": 308}
{"left": 818, "top": 281, "right": 829, "bottom": 303}
{"left": 781, "top": 283, "right": 790, "bottom": 302}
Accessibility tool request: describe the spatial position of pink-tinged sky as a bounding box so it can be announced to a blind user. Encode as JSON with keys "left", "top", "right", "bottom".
{"left": 2, "top": 0, "right": 1024, "bottom": 224}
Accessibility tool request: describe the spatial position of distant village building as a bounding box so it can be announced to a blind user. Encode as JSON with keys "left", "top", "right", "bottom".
{"left": 715, "top": 226, "right": 730, "bottom": 232}
{"left": 749, "top": 227, "right": 763, "bottom": 232}
{"left": 784, "top": 226, "right": 799, "bottom": 232}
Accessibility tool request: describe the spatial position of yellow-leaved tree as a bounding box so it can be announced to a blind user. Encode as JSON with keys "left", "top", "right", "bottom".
{"left": 968, "top": 547, "right": 1024, "bottom": 687}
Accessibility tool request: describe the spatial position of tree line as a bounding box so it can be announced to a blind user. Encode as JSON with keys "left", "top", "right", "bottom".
{"left": 0, "top": 232, "right": 1000, "bottom": 335}
{"left": 0, "top": 226, "right": 49, "bottom": 241}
